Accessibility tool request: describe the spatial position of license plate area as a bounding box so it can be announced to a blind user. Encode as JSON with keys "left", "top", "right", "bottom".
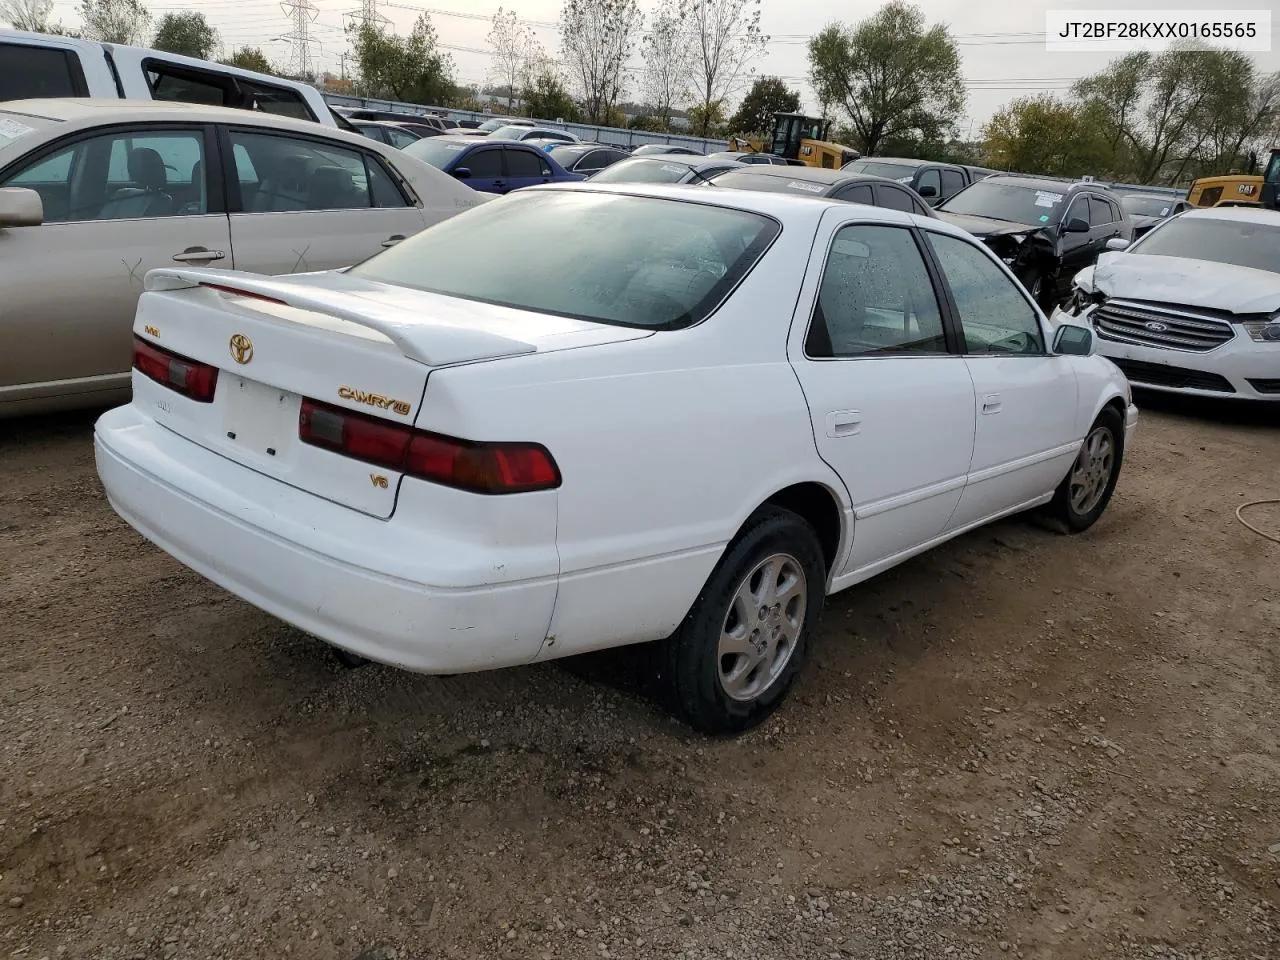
{"left": 222, "top": 376, "right": 298, "bottom": 460}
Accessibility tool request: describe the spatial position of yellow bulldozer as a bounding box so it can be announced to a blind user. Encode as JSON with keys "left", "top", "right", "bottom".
{"left": 727, "top": 112, "right": 861, "bottom": 169}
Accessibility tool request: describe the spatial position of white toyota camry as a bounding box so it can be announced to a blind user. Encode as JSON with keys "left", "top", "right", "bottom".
{"left": 94, "top": 182, "right": 1138, "bottom": 733}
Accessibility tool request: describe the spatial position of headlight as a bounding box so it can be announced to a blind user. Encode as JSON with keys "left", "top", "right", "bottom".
{"left": 1242, "top": 319, "right": 1280, "bottom": 343}
{"left": 1063, "top": 285, "right": 1099, "bottom": 317}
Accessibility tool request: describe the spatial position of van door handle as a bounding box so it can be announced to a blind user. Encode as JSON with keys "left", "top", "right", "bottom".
{"left": 381, "top": 234, "right": 406, "bottom": 247}
{"left": 172, "top": 247, "right": 225, "bottom": 262}
{"left": 981, "top": 394, "right": 1002, "bottom": 415}
{"left": 825, "top": 410, "right": 862, "bottom": 437}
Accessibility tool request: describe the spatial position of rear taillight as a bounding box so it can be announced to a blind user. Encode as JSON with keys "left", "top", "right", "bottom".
{"left": 299, "top": 399, "right": 560, "bottom": 495}
{"left": 132, "top": 336, "right": 219, "bottom": 403}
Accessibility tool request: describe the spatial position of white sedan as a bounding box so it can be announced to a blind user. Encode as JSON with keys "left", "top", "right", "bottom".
{"left": 94, "top": 183, "right": 1137, "bottom": 733}
{"left": 1051, "top": 206, "right": 1280, "bottom": 401}
{"left": 0, "top": 99, "right": 486, "bottom": 418}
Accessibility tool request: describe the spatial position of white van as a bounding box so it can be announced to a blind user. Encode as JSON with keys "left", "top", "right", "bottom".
{"left": 0, "top": 29, "right": 351, "bottom": 130}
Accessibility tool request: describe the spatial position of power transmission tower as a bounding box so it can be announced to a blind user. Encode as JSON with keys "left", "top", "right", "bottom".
{"left": 280, "top": 0, "right": 321, "bottom": 80}
{"left": 344, "top": 0, "right": 391, "bottom": 32}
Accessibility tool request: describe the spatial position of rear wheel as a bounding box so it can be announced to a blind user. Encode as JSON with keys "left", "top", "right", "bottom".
{"left": 1048, "top": 406, "right": 1124, "bottom": 532}
{"left": 660, "top": 507, "right": 826, "bottom": 734}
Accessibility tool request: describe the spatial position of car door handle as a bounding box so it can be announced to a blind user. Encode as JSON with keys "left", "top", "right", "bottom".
{"left": 981, "top": 394, "right": 1002, "bottom": 415}
{"left": 172, "top": 247, "right": 225, "bottom": 262}
{"left": 381, "top": 234, "right": 406, "bottom": 248}
{"left": 825, "top": 410, "right": 862, "bottom": 437}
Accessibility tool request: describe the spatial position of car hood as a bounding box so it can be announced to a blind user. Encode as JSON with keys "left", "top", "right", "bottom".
{"left": 1084, "top": 253, "right": 1280, "bottom": 315}
{"left": 934, "top": 211, "right": 1041, "bottom": 238}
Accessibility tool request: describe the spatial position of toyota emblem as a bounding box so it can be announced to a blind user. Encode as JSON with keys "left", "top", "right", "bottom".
{"left": 229, "top": 333, "right": 254, "bottom": 364}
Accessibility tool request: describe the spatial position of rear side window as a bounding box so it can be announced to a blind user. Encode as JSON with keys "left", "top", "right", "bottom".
{"left": 836, "top": 184, "right": 874, "bottom": 206}
{"left": 228, "top": 130, "right": 406, "bottom": 212}
{"left": 0, "top": 44, "right": 89, "bottom": 100}
{"left": 875, "top": 185, "right": 917, "bottom": 213}
{"left": 145, "top": 61, "right": 316, "bottom": 122}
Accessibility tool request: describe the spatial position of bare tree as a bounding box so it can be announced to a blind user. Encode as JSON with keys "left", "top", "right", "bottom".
{"left": 641, "top": 0, "right": 689, "bottom": 130}
{"left": 678, "top": 0, "right": 768, "bottom": 136}
{"left": 1, "top": 0, "right": 53, "bottom": 31}
{"left": 559, "top": 0, "right": 642, "bottom": 125}
{"left": 78, "top": 0, "right": 150, "bottom": 45}
{"left": 487, "top": 7, "right": 536, "bottom": 112}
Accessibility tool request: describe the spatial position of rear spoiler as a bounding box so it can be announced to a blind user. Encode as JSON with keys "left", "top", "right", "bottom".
{"left": 143, "top": 267, "right": 537, "bottom": 368}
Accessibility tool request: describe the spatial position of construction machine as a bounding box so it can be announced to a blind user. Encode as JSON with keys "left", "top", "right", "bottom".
{"left": 727, "top": 112, "right": 861, "bottom": 169}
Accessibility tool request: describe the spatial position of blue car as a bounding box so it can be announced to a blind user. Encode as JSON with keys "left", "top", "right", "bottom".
{"left": 401, "top": 135, "right": 584, "bottom": 194}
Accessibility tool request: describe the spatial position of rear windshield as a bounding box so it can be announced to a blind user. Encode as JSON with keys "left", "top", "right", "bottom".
{"left": 712, "top": 170, "right": 827, "bottom": 195}
{"left": 402, "top": 137, "right": 469, "bottom": 168}
{"left": 939, "top": 181, "right": 1067, "bottom": 226}
{"left": 1131, "top": 216, "right": 1280, "bottom": 274}
{"left": 349, "top": 190, "right": 781, "bottom": 329}
{"left": 844, "top": 160, "right": 917, "bottom": 181}
{"left": 588, "top": 158, "right": 696, "bottom": 184}
{"left": 1120, "top": 195, "right": 1175, "bottom": 217}
{"left": 0, "top": 108, "right": 58, "bottom": 148}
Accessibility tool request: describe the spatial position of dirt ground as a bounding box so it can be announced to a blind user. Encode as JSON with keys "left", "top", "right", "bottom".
{"left": 2, "top": 396, "right": 1278, "bottom": 960}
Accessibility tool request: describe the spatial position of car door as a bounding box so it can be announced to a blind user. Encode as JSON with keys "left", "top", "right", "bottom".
{"left": 222, "top": 127, "right": 427, "bottom": 276}
{"left": 457, "top": 145, "right": 506, "bottom": 193}
{"left": 915, "top": 167, "right": 942, "bottom": 205}
{"left": 922, "top": 229, "right": 1081, "bottom": 531}
{"left": 788, "top": 213, "right": 977, "bottom": 579}
{"left": 1057, "top": 193, "right": 1097, "bottom": 287}
{"left": 0, "top": 123, "right": 229, "bottom": 405}
{"left": 874, "top": 182, "right": 931, "bottom": 217}
{"left": 503, "top": 145, "right": 552, "bottom": 190}
{"left": 940, "top": 168, "right": 966, "bottom": 203}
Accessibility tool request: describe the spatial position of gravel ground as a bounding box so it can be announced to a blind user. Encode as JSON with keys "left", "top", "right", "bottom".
{"left": 2, "top": 395, "right": 1278, "bottom": 960}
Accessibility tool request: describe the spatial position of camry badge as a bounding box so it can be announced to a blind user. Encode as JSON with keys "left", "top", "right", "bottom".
{"left": 229, "top": 333, "right": 254, "bottom": 364}
{"left": 1144, "top": 321, "right": 1168, "bottom": 333}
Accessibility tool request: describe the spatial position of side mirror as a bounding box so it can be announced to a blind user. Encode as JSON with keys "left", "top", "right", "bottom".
{"left": 1105, "top": 236, "right": 1130, "bottom": 251}
{"left": 1053, "top": 322, "right": 1095, "bottom": 356}
{"left": 1063, "top": 216, "right": 1090, "bottom": 233}
{"left": 918, "top": 183, "right": 938, "bottom": 198}
{"left": 0, "top": 187, "right": 43, "bottom": 227}
{"left": 452, "top": 167, "right": 472, "bottom": 180}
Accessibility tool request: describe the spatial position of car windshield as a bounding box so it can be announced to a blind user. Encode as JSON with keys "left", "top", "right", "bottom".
{"left": 844, "top": 160, "right": 917, "bottom": 182}
{"left": 939, "top": 181, "right": 1067, "bottom": 225}
{"left": 588, "top": 158, "right": 695, "bottom": 183}
{"left": 488, "top": 125, "right": 532, "bottom": 139}
{"left": 712, "top": 171, "right": 826, "bottom": 195}
{"left": 349, "top": 191, "right": 780, "bottom": 329}
{"left": 1120, "top": 195, "right": 1176, "bottom": 217}
{"left": 1131, "top": 216, "right": 1280, "bottom": 274}
{"left": 401, "top": 137, "right": 470, "bottom": 168}
{"left": 476, "top": 118, "right": 513, "bottom": 132}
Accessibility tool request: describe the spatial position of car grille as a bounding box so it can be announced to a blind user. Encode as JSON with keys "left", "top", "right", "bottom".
{"left": 1092, "top": 300, "right": 1235, "bottom": 352}
{"left": 1110, "top": 358, "right": 1235, "bottom": 393}
{"left": 1246, "top": 378, "right": 1280, "bottom": 395}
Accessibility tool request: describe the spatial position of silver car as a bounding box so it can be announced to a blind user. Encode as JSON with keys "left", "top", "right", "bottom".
{"left": 0, "top": 99, "right": 486, "bottom": 418}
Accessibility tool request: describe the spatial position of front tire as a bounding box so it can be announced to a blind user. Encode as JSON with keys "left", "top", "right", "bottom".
{"left": 1048, "top": 406, "right": 1124, "bottom": 532}
{"left": 661, "top": 507, "right": 826, "bottom": 734}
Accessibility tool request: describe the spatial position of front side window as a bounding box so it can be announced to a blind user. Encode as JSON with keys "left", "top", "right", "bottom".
{"left": 926, "top": 232, "right": 1045, "bottom": 355}
{"left": 463, "top": 148, "right": 503, "bottom": 178}
{"left": 384, "top": 127, "right": 419, "bottom": 149}
{"left": 940, "top": 169, "right": 965, "bottom": 198}
{"left": 4, "top": 128, "right": 207, "bottom": 223}
{"left": 229, "top": 130, "right": 402, "bottom": 212}
{"left": 1088, "top": 196, "right": 1117, "bottom": 226}
{"left": 836, "top": 184, "right": 874, "bottom": 206}
{"left": 506, "top": 148, "right": 545, "bottom": 178}
{"left": 917, "top": 168, "right": 941, "bottom": 197}
{"left": 876, "top": 185, "right": 916, "bottom": 213}
{"left": 349, "top": 190, "right": 780, "bottom": 330}
{"left": 806, "top": 224, "right": 948, "bottom": 358}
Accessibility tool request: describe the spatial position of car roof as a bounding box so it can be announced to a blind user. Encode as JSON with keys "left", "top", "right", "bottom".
{"left": 852, "top": 157, "right": 929, "bottom": 168}
{"left": 616, "top": 155, "right": 739, "bottom": 171}
{"left": 1178, "top": 205, "right": 1280, "bottom": 225}
{"left": 716, "top": 166, "right": 897, "bottom": 188}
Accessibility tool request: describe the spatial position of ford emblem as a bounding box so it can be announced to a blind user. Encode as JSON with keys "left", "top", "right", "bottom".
{"left": 1144, "top": 321, "right": 1169, "bottom": 333}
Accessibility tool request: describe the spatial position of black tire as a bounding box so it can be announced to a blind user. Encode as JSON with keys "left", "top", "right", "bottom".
{"left": 1021, "top": 268, "right": 1056, "bottom": 312}
{"left": 660, "top": 506, "right": 826, "bottom": 735}
{"left": 1047, "top": 405, "right": 1124, "bottom": 533}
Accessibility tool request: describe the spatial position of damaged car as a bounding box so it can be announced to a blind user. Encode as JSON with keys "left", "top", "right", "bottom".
{"left": 1051, "top": 206, "right": 1280, "bottom": 401}
{"left": 935, "top": 175, "right": 1134, "bottom": 310}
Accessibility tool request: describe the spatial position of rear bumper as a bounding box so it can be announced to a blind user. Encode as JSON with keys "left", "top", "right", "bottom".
{"left": 94, "top": 405, "right": 558, "bottom": 673}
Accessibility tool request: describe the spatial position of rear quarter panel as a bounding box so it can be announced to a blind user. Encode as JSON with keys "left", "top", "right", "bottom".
{"left": 413, "top": 227, "right": 851, "bottom": 657}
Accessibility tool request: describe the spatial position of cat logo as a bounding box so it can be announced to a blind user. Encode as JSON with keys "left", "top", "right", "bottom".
{"left": 143, "top": 324, "right": 160, "bottom": 338}
{"left": 370, "top": 474, "right": 389, "bottom": 489}
{"left": 338, "top": 386, "right": 411, "bottom": 417}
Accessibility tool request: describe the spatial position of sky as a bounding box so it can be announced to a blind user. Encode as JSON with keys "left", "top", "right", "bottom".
{"left": 46, "top": 0, "right": 1280, "bottom": 133}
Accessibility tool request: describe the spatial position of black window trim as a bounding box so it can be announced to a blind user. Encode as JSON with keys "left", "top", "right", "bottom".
{"left": 917, "top": 226, "right": 1051, "bottom": 358}
{"left": 0, "top": 41, "right": 91, "bottom": 98}
{"left": 140, "top": 56, "right": 319, "bottom": 124}
{"left": 216, "top": 123, "right": 415, "bottom": 214}
{"left": 0, "top": 121, "right": 226, "bottom": 219}
{"left": 800, "top": 218, "right": 964, "bottom": 362}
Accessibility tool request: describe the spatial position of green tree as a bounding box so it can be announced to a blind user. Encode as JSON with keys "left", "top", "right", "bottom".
{"left": 349, "top": 14, "right": 455, "bottom": 105}
{"left": 152, "top": 11, "right": 218, "bottom": 61}
{"left": 221, "top": 47, "right": 275, "bottom": 75}
{"left": 560, "top": 0, "right": 642, "bottom": 125}
{"left": 78, "top": 0, "right": 149, "bottom": 45}
{"left": 808, "top": 0, "right": 965, "bottom": 156}
{"left": 728, "top": 75, "right": 799, "bottom": 137}
{"left": 521, "top": 48, "right": 580, "bottom": 122}
{"left": 687, "top": 99, "right": 727, "bottom": 138}
{"left": 981, "top": 95, "right": 1108, "bottom": 177}
{"left": 487, "top": 8, "right": 535, "bottom": 112}
{"left": 1, "top": 0, "right": 53, "bottom": 31}
{"left": 678, "top": 0, "right": 768, "bottom": 137}
{"left": 628, "top": 114, "right": 664, "bottom": 132}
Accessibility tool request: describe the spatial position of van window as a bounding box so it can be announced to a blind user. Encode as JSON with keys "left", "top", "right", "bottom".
{"left": 143, "top": 60, "right": 316, "bottom": 122}
{"left": 0, "top": 43, "right": 90, "bottom": 101}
